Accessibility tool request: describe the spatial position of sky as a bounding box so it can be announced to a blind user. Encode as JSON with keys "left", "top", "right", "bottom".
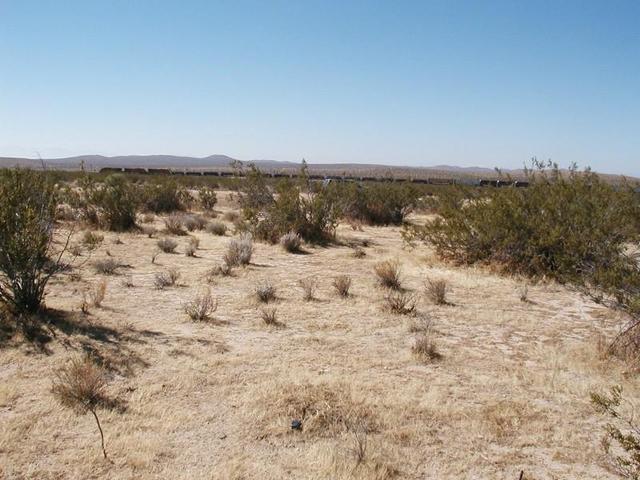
{"left": 1, "top": 1, "right": 639, "bottom": 176}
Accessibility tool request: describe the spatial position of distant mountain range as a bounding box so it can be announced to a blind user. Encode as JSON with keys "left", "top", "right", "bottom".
{"left": 0, "top": 154, "right": 635, "bottom": 182}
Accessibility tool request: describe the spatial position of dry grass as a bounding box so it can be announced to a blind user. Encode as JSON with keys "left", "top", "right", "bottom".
{"left": 298, "top": 277, "right": 318, "bottom": 301}
{"left": 224, "top": 234, "right": 253, "bottom": 267}
{"left": 183, "top": 289, "right": 217, "bottom": 321}
{"left": 411, "top": 333, "right": 441, "bottom": 363}
{"left": 255, "top": 281, "right": 277, "bottom": 303}
{"left": 260, "top": 307, "right": 281, "bottom": 327}
{"left": 280, "top": 231, "right": 302, "bottom": 253}
{"left": 384, "top": 291, "right": 416, "bottom": 315}
{"left": 333, "top": 275, "right": 352, "bottom": 297}
{"left": 374, "top": 260, "right": 402, "bottom": 290}
{"left": 81, "top": 230, "right": 104, "bottom": 250}
{"left": 154, "top": 268, "right": 180, "bottom": 289}
{"left": 425, "top": 277, "right": 448, "bottom": 305}
{"left": 0, "top": 198, "right": 631, "bottom": 480}
{"left": 89, "top": 279, "right": 107, "bottom": 308}
{"left": 92, "top": 258, "right": 119, "bottom": 275}
{"left": 164, "top": 214, "right": 186, "bottom": 235}
{"left": 157, "top": 237, "right": 178, "bottom": 253}
{"left": 206, "top": 221, "right": 227, "bottom": 236}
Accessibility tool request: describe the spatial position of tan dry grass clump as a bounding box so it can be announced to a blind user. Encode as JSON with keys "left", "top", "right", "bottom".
{"left": 411, "top": 334, "right": 441, "bottom": 363}
{"left": 280, "top": 231, "right": 302, "bottom": 253}
{"left": 183, "top": 289, "right": 217, "bottom": 321}
{"left": 298, "top": 277, "right": 318, "bottom": 301}
{"left": 92, "top": 258, "right": 119, "bottom": 275}
{"left": 260, "top": 382, "right": 377, "bottom": 437}
{"left": 374, "top": 260, "right": 402, "bottom": 290}
{"left": 157, "top": 237, "right": 178, "bottom": 253}
{"left": 224, "top": 234, "right": 253, "bottom": 267}
{"left": 333, "top": 275, "right": 352, "bottom": 297}
{"left": 255, "top": 281, "right": 277, "bottom": 303}
{"left": 425, "top": 277, "right": 448, "bottom": 305}
{"left": 154, "top": 268, "right": 180, "bottom": 289}
{"left": 384, "top": 291, "right": 416, "bottom": 315}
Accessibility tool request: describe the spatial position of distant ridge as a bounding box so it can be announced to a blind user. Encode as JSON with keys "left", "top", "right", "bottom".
{"left": 0, "top": 154, "right": 636, "bottom": 182}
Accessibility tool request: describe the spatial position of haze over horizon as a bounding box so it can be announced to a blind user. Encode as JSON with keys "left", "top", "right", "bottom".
{"left": 1, "top": 1, "right": 639, "bottom": 176}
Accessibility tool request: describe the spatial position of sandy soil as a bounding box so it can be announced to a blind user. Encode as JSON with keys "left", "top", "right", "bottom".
{"left": 0, "top": 193, "right": 637, "bottom": 479}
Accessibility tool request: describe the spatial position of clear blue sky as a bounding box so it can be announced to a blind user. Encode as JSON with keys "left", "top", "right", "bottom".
{"left": 1, "top": 1, "right": 639, "bottom": 176}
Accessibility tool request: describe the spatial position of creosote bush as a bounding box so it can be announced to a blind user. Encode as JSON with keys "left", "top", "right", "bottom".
{"left": 82, "top": 174, "right": 140, "bottom": 231}
{"left": 157, "top": 237, "right": 178, "bottom": 253}
{"left": 143, "top": 180, "right": 189, "bottom": 213}
{"left": 342, "top": 182, "right": 421, "bottom": 225}
{"left": 280, "top": 231, "right": 302, "bottom": 253}
{"left": 198, "top": 185, "right": 218, "bottom": 211}
{"left": 183, "top": 289, "right": 217, "bottom": 321}
{"left": 374, "top": 260, "right": 402, "bottom": 290}
{"left": 255, "top": 281, "right": 277, "bottom": 303}
{"left": 425, "top": 278, "right": 448, "bottom": 305}
{"left": 591, "top": 386, "right": 640, "bottom": 479}
{"left": 0, "top": 168, "right": 60, "bottom": 314}
{"left": 51, "top": 356, "right": 110, "bottom": 458}
{"left": 333, "top": 275, "right": 352, "bottom": 297}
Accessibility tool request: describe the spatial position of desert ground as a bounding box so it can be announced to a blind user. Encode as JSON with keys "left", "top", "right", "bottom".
{"left": 0, "top": 191, "right": 636, "bottom": 480}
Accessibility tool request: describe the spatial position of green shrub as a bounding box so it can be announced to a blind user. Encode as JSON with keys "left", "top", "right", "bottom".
{"left": 83, "top": 174, "right": 140, "bottom": 231}
{"left": 341, "top": 182, "right": 421, "bottom": 225}
{"left": 143, "top": 180, "right": 189, "bottom": 213}
{"left": 404, "top": 162, "right": 639, "bottom": 282}
{"left": 198, "top": 185, "right": 218, "bottom": 211}
{"left": 0, "top": 169, "right": 59, "bottom": 313}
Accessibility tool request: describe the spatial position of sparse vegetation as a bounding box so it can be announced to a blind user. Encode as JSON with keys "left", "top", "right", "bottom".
{"left": 89, "top": 280, "right": 107, "bottom": 307}
{"left": 280, "top": 231, "right": 302, "bottom": 253}
{"left": 157, "top": 237, "right": 178, "bottom": 253}
{"left": 384, "top": 291, "right": 416, "bottom": 314}
{"left": 51, "top": 357, "right": 110, "bottom": 458}
{"left": 255, "top": 281, "right": 276, "bottom": 303}
{"left": 425, "top": 278, "right": 448, "bottom": 305}
{"left": 298, "top": 277, "right": 318, "bottom": 301}
{"left": 154, "top": 268, "right": 180, "bottom": 289}
{"left": 206, "top": 221, "right": 227, "bottom": 236}
{"left": 260, "top": 307, "right": 279, "bottom": 326}
{"left": 82, "top": 231, "right": 104, "bottom": 250}
{"left": 333, "top": 275, "right": 352, "bottom": 297}
{"left": 164, "top": 214, "right": 186, "bottom": 235}
{"left": 93, "top": 258, "right": 119, "bottom": 275}
{"left": 224, "top": 234, "right": 253, "bottom": 267}
{"left": 374, "top": 260, "right": 402, "bottom": 290}
{"left": 198, "top": 185, "right": 218, "bottom": 211}
{"left": 183, "top": 289, "right": 217, "bottom": 321}
{"left": 411, "top": 333, "right": 441, "bottom": 362}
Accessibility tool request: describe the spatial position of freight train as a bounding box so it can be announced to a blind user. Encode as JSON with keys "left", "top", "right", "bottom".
{"left": 97, "top": 167, "right": 529, "bottom": 188}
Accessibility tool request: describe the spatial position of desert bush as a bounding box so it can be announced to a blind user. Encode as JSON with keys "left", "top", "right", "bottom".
{"left": 206, "top": 221, "right": 227, "bottom": 236}
{"left": 352, "top": 247, "right": 366, "bottom": 258}
{"left": 384, "top": 291, "right": 416, "bottom": 315}
{"left": 157, "top": 237, "right": 178, "bottom": 253}
{"left": 374, "top": 260, "right": 402, "bottom": 290}
{"left": 164, "top": 214, "right": 186, "bottom": 235}
{"left": 183, "top": 289, "right": 217, "bottom": 321}
{"left": 0, "top": 168, "right": 61, "bottom": 314}
{"left": 89, "top": 279, "right": 107, "bottom": 307}
{"left": 224, "top": 234, "right": 253, "bottom": 267}
{"left": 93, "top": 258, "right": 119, "bottom": 275}
{"left": 223, "top": 210, "right": 240, "bottom": 222}
{"left": 298, "top": 277, "right": 318, "bottom": 301}
{"left": 425, "top": 278, "right": 448, "bottom": 305}
{"left": 51, "top": 356, "right": 109, "bottom": 458}
{"left": 592, "top": 386, "right": 640, "bottom": 479}
{"left": 255, "top": 281, "right": 277, "bottom": 303}
{"left": 206, "top": 263, "right": 233, "bottom": 281}
{"left": 140, "top": 213, "right": 155, "bottom": 223}
{"left": 238, "top": 164, "right": 274, "bottom": 218}
{"left": 341, "top": 182, "right": 421, "bottom": 225}
{"left": 333, "top": 275, "right": 352, "bottom": 297}
{"left": 519, "top": 284, "right": 529, "bottom": 303}
{"left": 82, "top": 231, "right": 104, "bottom": 250}
{"left": 411, "top": 334, "right": 441, "bottom": 362}
{"left": 198, "top": 185, "right": 218, "bottom": 211}
{"left": 403, "top": 161, "right": 640, "bottom": 282}
{"left": 260, "top": 307, "right": 279, "bottom": 326}
{"left": 154, "top": 268, "right": 180, "bottom": 289}
{"left": 83, "top": 174, "right": 140, "bottom": 231}
{"left": 280, "top": 231, "right": 302, "bottom": 253}
{"left": 183, "top": 214, "right": 207, "bottom": 232}
{"left": 143, "top": 180, "right": 188, "bottom": 213}
{"left": 184, "top": 237, "right": 199, "bottom": 257}
{"left": 141, "top": 225, "right": 156, "bottom": 238}
{"left": 241, "top": 168, "right": 340, "bottom": 244}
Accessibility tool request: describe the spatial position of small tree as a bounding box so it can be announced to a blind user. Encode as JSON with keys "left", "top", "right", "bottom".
{"left": 0, "top": 168, "right": 62, "bottom": 314}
